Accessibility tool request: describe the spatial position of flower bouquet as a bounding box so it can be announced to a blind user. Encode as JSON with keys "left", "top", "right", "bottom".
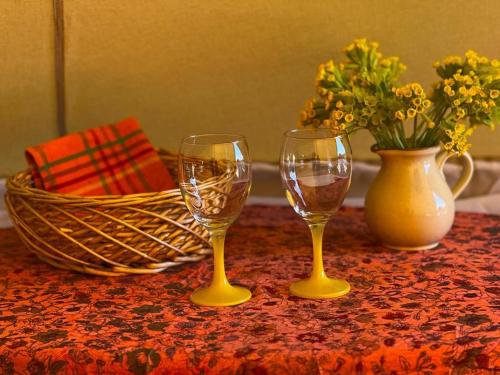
{"left": 299, "top": 38, "right": 499, "bottom": 154}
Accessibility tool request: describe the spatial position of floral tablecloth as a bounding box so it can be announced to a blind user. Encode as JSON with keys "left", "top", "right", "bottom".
{"left": 0, "top": 206, "right": 498, "bottom": 374}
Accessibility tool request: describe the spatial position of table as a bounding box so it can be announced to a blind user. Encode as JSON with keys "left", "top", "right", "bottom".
{"left": 0, "top": 206, "right": 498, "bottom": 374}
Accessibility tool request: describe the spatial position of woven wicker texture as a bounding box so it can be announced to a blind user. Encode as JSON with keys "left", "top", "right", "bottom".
{"left": 5, "top": 151, "right": 214, "bottom": 276}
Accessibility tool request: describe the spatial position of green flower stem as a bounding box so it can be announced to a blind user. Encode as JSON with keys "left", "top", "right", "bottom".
{"left": 391, "top": 126, "right": 405, "bottom": 149}
{"left": 398, "top": 122, "right": 408, "bottom": 148}
{"left": 412, "top": 116, "right": 418, "bottom": 148}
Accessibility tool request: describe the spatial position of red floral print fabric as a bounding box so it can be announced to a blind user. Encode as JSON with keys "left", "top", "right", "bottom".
{"left": 0, "top": 206, "right": 498, "bottom": 374}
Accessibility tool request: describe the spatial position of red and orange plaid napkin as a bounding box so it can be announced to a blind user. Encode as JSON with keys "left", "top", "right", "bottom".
{"left": 26, "top": 117, "right": 175, "bottom": 196}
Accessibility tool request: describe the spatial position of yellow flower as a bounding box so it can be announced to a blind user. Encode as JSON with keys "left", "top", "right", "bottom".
{"left": 453, "top": 99, "right": 461, "bottom": 107}
{"left": 490, "top": 89, "right": 499, "bottom": 99}
{"left": 395, "top": 111, "right": 405, "bottom": 121}
{"left": 467, "top": 87, "right": 478, "bottom": 96}
{"left": 465, "top": 50, "right": 479, "bottom": 67}
{"left": 455, "top": 108, "right": 466, "bottom": 119}
{"left": 411, "top": 83, "right": 424, "bottom": 96}
{"left": 300, "top": 111, "right": 308, "bottom": 121}
{"left": 458, "top": 86, "right": 468, "bottom": 96}
{"left": 443, "top": 56, "right": 462, "bottom": 65}
{"left": 492, "top": 59, "right": 500, "bottom": 68}
{"left": 427, "top": 121, "right": 436, "bottom": 129}
{"left": 479, "top": 57, "right": 489, "bottom": 64}
{"left": 325, "top": 60, "right": 334, "bottom": 71}
{"left": 336, "top": 100, "right": 344, "bottom": 108}
{"left": 432, "top": 61, "right": 440, "bottom": 68}
{"left": 316, "top": 69, "right": 325, "bottom": 81}
{"left": 423, "top": 99, "right": 431, "bottom": 108}
{"left": 345, "top": 38, "right": 369, "bottom": 53}
{"left": 333, "top": 110, "right": 344, "bottom": 120}
{"left": 327, "top": 91, "right": 334, "bottom": 102}
{"left": 465, "top": 50, "right": 478, "bottom": 60}
{"left": 344, "top": 43, "right": 355, "bottom": 52}
{"left": 407, "top": 108, "right": 417, "bottom": 118}
{"left": 444, "top": 142, "right": 453, "bottom": 151}
{"left": 307, "top": 109, "right": 316, "bottom": 118}
{"left": 354, "top": 38, "right": 369, "bottom": 51}
{"left": 381, "top": 59, "right": 391, "bottom": 67}
{"left": 344, "top": 113, "right": 354, "bottom": 122}
{"left": 412, "top": 98, "right": 422, "bottom": 106}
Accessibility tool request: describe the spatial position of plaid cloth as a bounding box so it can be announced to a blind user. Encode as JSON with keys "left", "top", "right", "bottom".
{"left": 25, "top": 117, "right": 175, "bottom": 196}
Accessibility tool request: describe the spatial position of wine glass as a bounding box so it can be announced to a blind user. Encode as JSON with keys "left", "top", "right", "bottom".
{"left": 280, "top": 128, "right": 352, "bottom": 299}
{"left": 178, "top": 134, "right": 252, "bottom": 306}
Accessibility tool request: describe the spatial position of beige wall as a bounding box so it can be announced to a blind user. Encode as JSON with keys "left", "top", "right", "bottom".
{"left": 1, "top": 0, "right": 499, "bottom": 176}
{"left": 0, "top": 1, "right": 58, "bottom": 176}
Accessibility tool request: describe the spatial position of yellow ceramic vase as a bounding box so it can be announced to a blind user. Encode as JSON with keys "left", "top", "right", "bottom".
{"left": 365, "top": 146, "right": 474, "bottom": 250}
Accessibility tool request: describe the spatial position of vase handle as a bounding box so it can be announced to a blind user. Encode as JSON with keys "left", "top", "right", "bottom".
{"left": 436, "top": 150, "right": 474, "bottom": 200}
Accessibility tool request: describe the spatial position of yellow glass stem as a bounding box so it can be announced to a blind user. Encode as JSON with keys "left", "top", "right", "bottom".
{"left": 309, "top": 222, "right": 327, "bottom": 281}
{"left": 210, "top": 229, "right": 230, "bottom": 288}
{"left": 288, "top": 221, "right": 350, "bottom": 299}
{"left": 189, "top": 228, "right": 252, "bottom": 306}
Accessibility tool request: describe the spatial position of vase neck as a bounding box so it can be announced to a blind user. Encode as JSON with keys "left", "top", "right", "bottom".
{"left": 374, "top": 147, "right": 440, "bottom": 162}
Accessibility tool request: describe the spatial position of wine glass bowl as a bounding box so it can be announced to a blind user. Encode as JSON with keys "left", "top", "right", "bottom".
{"left": 179, "top": 134, "right": 252, "bottom": 306}
{"left": 280, "top": 128, "right": 352, "bottom": 299}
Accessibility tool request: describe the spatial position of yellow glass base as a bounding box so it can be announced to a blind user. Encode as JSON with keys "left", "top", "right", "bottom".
{"left": 289, "top": 277, "right": 350, "bottom": 299}
{"left": 190, "top": 284, "right": 252, "bottom": 307}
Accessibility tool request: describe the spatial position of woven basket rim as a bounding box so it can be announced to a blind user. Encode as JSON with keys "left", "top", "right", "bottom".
{"left": 7, "top": 169, "right": 181, "bottom": 201}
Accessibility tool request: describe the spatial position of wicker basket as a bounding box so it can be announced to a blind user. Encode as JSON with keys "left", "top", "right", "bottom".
{"left": 5, "top": 151, "right": 214, "bottom": 276}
